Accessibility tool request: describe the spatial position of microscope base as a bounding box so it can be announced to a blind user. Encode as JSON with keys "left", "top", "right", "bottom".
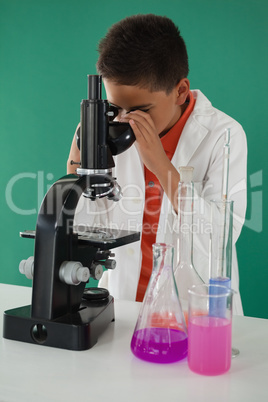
{"left": 3, "top": 296, "right": 114, "bottom": 351}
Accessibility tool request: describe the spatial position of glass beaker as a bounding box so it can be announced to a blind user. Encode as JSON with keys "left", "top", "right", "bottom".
{"left": 131, "top": 243, "right": 188, "bottom": 363}
{"left": 174, "top": 167, "right": 204, "bottom": 324}
{"left": 188, "top": 284, "right": 234, "bottom": 376}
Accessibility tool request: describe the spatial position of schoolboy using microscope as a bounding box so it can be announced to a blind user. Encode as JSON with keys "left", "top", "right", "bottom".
{"left": 67, "top": 14, "right": 247, "bottom": 314}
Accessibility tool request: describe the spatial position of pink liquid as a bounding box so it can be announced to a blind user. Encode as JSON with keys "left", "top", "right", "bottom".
{"left": 188, "top": 316, "right": 232, "bottom": 375}
{"left": 131, "top": 327, "right": 188, "bottom": 363}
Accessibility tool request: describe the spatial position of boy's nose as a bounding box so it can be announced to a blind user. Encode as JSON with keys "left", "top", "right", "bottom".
{"left": 120, "top": 111, "right": 131, "bottom": 118}
{"left": 118, "top": 111, "right": 129, "bottom": 121}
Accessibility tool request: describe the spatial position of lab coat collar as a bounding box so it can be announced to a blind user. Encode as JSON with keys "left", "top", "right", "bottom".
{"left": 172, "top": 90, "right": 214, "bottom": 167}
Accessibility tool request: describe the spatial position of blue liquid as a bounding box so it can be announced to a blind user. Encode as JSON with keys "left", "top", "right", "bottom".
{"left": 131, "top": 327, "right": 188, "bottom": 363}
{"left": 209, "top": 277, "right": 231, "bottom": 317}
{"left": 209, "top": 277, "right": 231, "bottom": 288}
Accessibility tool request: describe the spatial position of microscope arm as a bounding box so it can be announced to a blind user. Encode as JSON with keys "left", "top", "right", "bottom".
{"left": 31, "top": 174, "right": 90, "bottom": 320}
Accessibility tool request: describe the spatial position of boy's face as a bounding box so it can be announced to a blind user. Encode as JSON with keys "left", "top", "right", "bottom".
{"left": 103, "top": 79, "right": 189, "bottom": 137}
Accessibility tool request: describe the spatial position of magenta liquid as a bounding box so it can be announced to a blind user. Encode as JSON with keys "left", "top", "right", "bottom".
{"left": 188, "top": 316, "right": 232, "bottom": 375}
{"left": 131, "top": 327, "right": 188, "bottom": 363}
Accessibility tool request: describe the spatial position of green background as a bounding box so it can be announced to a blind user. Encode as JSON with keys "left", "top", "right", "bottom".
{"left": 0, "top": 0, "right": 267, "bottom": 318}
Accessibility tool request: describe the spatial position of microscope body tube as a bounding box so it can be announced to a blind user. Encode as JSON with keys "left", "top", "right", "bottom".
{"left": 80, "top": 75, "right": 114, "bottom": 171}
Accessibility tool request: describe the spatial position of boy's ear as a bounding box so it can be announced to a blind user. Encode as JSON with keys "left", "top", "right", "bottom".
{"left": 175, "top": 78, "right": 190, "bottom": 105}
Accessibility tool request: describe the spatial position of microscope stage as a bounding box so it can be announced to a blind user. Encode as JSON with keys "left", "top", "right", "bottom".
{"left": 20, "top": 227, "right": 140, "bottom": 250}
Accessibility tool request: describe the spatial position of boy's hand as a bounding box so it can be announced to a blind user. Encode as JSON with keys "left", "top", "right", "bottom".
{"left": 120, "top": 110, "right": 180, "bottom": 212}
{"left": 120, "top": 110, "right": 168, "bottom": 175}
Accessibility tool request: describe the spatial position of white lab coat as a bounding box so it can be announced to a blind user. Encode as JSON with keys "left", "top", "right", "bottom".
{"left": 75, "top": 90, "right": 247, "bottom": 315}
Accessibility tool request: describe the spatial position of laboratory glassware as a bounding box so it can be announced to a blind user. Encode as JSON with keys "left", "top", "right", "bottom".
{"left": 174, "top": 166, "right": 204, "bottom": 324}
{"left": 131, "top": 243, "right": 188, "bottom": 363}
{"left": 209, "top": 199, "right": 234, "bottom": 289}
{"left": 188, "top": 284, "right": 234, "bottom": 376}
{"left": 209, "top": 199, "right": 239, "bottom": 357}
{"left": 221, "top": 128, "right": 230, "bottom": 201}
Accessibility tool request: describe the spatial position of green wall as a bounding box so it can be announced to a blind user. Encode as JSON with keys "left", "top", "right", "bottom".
{"left": 1, "top": 0, "right": 267, "bottom": 318}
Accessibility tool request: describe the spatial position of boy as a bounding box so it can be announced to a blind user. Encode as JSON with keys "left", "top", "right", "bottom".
{"left": 67, "top": 14, "right": 247, "bottom": 314}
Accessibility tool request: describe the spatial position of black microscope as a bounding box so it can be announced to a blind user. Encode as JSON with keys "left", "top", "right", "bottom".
{"left": 3, "top": 75, "right": 140, "bottom": 350}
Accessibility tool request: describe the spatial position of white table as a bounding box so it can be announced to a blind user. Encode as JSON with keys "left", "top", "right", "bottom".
{"left": 0, "top": 284, "right": 268, "bottom": 401}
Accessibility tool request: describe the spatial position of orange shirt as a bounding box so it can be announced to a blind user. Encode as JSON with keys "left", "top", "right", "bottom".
{"left": 135, "top": 91, "right": 196, "bottom": 302}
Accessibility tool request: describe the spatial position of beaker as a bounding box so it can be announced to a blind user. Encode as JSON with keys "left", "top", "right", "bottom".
{"left": 174, "top": 167, "right": 204, "bottom": 324}
{"left": 187, "top": 284, "right": 234, "bottom": 376}
{"left": 131, "top": 243, "right": 188, "bottom": 363}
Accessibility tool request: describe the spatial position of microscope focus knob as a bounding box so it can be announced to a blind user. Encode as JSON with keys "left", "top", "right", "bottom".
{"left": 104, "top": 259, "right": 116, "bottom": 270}
{"left": 90, "top": 262, "right": 103, "bottom": 281}
{"left": 19, "top": 256, "right": 34, "bottom": 280}
{"left": 59, "top": 261, "right": 90, "bottom": 285}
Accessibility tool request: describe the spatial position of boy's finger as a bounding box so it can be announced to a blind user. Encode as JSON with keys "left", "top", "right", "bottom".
{"left": 123, "top": 112, "right": 155, "bottom": 134}
{"left": 129, "top": 119, "right": 148, "bottom": 142}
{"left": 122, "top": 110, "right": 155, "bottom": 130}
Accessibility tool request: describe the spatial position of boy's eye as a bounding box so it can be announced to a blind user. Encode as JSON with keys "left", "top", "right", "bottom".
{"left": 108, "top": 104, "right": 150, "bottom": 117}
{"left": 128, "top": 108, "right": 150, "bottom": 113}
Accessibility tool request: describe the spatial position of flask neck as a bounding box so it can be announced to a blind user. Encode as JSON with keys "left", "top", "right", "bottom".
{"left": 177, "top": 181, "right": 194, "bottom": 265}
{"left": 148, "top": 243, "right": 176, "bottom": 297}
{"left": 152, "top": 243, "right": 174, "bottom": 274}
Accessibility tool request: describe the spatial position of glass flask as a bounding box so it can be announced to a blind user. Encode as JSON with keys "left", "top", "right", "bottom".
{"left": 174, "top": 167, "right": 204, "bottom": 324}
{"left": 131, "top": 243, "right": 188, "bottom": 363}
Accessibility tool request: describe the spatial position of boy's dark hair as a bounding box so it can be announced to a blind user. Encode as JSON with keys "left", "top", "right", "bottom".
{"left": 97, "top": 14, "right": 189, "bottom": 94}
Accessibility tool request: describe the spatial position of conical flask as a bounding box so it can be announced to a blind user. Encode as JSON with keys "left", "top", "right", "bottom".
{"left": 174, "top": 167, "right": 204, "bottom": 325}
{"left": 131, "top": 243, "right": 188, "bottom": 364}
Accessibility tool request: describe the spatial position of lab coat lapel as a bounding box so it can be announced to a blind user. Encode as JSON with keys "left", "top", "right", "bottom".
{"left": 172, "top": 90, "right": 213, "bottom": 167}
{"left": 158, "top": 90, "right": 214, "bottom": 243}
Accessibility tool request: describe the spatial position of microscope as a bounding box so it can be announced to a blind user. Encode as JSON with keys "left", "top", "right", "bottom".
{"left": 3, "top": 75, "right": 140, "bottom": 350}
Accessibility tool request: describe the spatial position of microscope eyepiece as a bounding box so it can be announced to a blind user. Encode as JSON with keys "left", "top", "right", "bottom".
{"left": 87, "top": 75, "right": 102, "bottom": 100}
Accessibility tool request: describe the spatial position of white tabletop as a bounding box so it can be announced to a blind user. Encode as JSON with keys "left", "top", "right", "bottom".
{"left": 0, "top": 284, "right": 268, "bottom": 402}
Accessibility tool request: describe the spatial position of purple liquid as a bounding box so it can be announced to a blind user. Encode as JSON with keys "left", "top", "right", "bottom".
{"left": 131, "top": 327, "right": 188, "bottom": 363}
